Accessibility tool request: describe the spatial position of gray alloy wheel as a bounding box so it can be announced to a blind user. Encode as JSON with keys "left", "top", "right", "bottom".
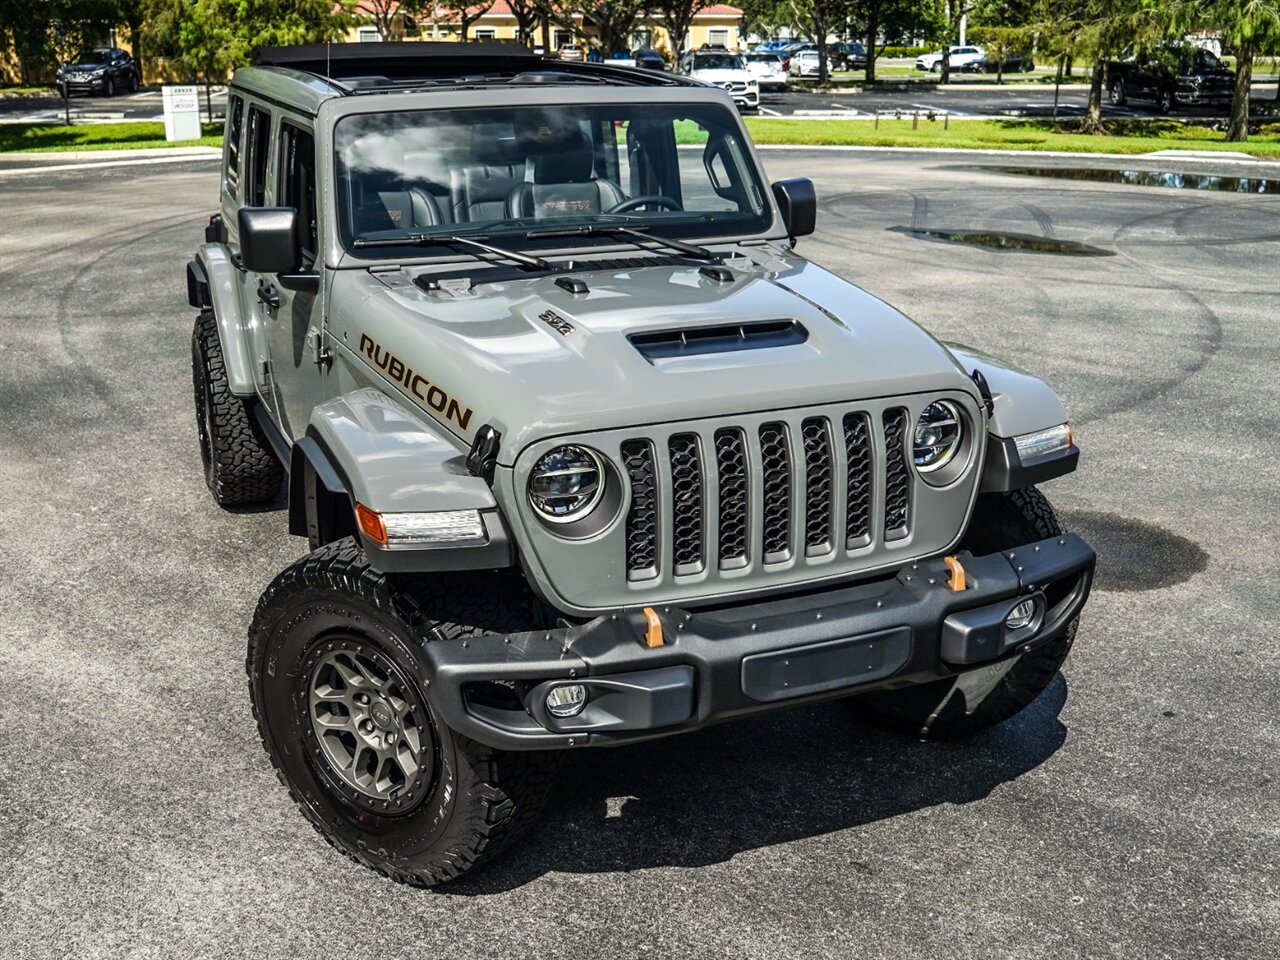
{"left": 304, "top": 643, "right": 438, "bottom": 813}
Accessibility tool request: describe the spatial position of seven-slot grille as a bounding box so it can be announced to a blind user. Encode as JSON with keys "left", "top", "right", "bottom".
{"left": 622, "top": 406, "right": 912, "bottom": 581}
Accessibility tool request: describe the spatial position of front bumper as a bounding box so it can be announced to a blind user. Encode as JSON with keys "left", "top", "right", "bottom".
{"left": 424, "top": 533, "right": 1094, "bottom": 750}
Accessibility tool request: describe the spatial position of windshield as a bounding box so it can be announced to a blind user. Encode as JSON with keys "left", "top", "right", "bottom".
{"left": 75, "top": 50, "right": 111, "bottom": 65}
{"left": 692, "top": 54, "right": 743, "bottom": 70}
{"left": 335, "top": 103, "right": 771, "bottom": 258}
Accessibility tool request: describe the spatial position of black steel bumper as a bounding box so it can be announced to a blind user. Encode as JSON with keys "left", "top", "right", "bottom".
{"left": 423, "top": 533, "right": 1095, "bottom": 750}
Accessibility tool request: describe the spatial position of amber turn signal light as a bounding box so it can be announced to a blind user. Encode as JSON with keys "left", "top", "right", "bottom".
{"left": 355, "top": 503, "right": 387, "bottom": 546}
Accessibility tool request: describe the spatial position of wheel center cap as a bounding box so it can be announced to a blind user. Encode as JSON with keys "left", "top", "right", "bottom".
{"left": 369, "top": 701, "right": 394, "bottom": 729}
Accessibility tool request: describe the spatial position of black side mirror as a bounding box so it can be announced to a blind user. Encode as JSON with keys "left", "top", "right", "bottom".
{"left": 771, "top": 177, "right": 817, "bottom": 240}
{"left": 238, "top": 207, "right": 302, "bottom": 275}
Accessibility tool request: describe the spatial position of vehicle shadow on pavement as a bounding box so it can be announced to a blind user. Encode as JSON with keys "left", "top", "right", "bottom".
{"left": 445, "top": 675, "right": 1069, "bottom": 894}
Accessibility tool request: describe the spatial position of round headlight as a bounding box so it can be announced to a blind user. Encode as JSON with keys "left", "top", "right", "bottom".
{"left": 528, "top": 445, "right": 606, "bottom": 522}
{"left": 913, "top": 400, "right": 963, "bottom": 473}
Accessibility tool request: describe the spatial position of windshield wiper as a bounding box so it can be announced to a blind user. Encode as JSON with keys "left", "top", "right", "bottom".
{"left": 523, "top": 224, "right": 719, "bottom": 262}
{"left": 352, "top": 233, "right": 550, "bottom": 271}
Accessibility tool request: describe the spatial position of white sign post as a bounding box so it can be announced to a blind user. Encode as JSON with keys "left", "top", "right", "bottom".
{"left": 162, "top": 85, "right": 202, "bottom": 142}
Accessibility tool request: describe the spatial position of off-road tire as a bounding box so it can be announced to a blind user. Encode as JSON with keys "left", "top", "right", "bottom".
{"left": 191, "top": 310, "right": 282, "bottom": 506}
{"left": 851, "top": 487, "right": 1079, "bottom": 739}
{"left": 246, "top": 538, "right": 560, "bottom": 887}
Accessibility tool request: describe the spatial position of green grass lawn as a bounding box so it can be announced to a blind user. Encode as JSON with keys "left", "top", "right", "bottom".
{"left": 0, "top": 121, "right": 222, "bottom": 153}
{"left": 0, "top": 85, "right": 57, "bottom": 97}
{"left": 4, "top": 117, "right": 1278, "bottom": 160}
{"left": 744, "top": 117, "right": 1280, "bottom": 158}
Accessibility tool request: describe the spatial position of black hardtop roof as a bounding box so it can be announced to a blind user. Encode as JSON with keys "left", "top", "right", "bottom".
{"left": 251, "top": 42, "right": 699, "bottom": 94}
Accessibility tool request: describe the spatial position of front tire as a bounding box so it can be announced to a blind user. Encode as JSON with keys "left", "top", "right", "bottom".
{"left": 247, "top": 539, "right": 559, "bottom": 886}
{"left": 191, "top": 310, "right": 283, "bottom": 506}
{"left": 1109, "top": 79, "right": 1127, "bottom": 105}
{"left": 851, "top": 487, "right": 1080, "bottom": 739}
{"left": 1157, "top": 87, "right": 1174, "bottom": 114}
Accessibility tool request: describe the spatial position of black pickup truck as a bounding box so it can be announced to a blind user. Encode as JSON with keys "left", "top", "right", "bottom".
{"left": 1106, "top": 46, "right": 1234, "bottom": 113}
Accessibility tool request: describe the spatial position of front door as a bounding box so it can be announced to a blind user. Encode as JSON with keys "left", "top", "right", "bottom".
{"left": 266, "top": 118, "right": 326, "bottom": 440}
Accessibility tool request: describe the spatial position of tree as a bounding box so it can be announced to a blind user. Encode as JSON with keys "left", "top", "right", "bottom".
{"left": 1201, "top": 0, "right": 1280, "bottom": 140}
{"left": 658, "top": 0, "right": 711, "bottom": 60}
{"left": 561, "top": 2, "right": 649, "bottom": 55}
{"left": 505, "top": 0, "right": 544, "bottom": 45}
{"left": 436, "top": 0, "right": 496, "bottom": 42}
{"left": 361, "top": 0, "right": 427, "bottom": 41}
{"left": 787, "top": 0, "right": 844, "bottom": 82}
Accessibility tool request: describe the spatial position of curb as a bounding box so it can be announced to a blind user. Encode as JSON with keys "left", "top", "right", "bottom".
{"left": 0, "top": 148, "right": 220, "bottom": 176}
{"left": 0, "top": 145, "right": 220, "bottom": 163}
{"left": 753, "top": 144, "right": 1280, "bottom": 166}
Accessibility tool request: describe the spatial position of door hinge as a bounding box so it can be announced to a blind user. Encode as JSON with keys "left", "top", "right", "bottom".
{"left": 259, "top": 358, "right": 272, "bottom": 379}
{"left": 308, "top": 327, "right": 332, "bottom": 368}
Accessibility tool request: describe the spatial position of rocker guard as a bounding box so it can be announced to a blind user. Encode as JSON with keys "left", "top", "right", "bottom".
{"left": 423, "top": 533, "right": 1095, "bottom": 750}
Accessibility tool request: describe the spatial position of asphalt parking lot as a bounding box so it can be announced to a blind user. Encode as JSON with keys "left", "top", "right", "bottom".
{"left": 1, "top": 149, "right": 1278, "bottom": 959}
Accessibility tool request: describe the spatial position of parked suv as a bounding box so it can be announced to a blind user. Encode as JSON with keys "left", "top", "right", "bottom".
{"left": 1105, "top": 45, "right": 1234, "bottom": 113}
{"left": 186, "top": 41, "right": 1094, "bottom": 887}
{"left": 916, "top": 45, "right": 985, "bottom": 73}
{"left": 56, "top": 47, "right": 139, "bottom": 97}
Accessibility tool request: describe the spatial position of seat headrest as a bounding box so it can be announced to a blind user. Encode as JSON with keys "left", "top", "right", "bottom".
{"left": 532, "top": 127, "right": 594, "bottom": 184}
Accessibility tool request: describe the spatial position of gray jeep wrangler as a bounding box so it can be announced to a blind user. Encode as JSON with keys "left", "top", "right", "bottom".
{"left": 187, "top": 43, "right": 1094, "bottom": 887}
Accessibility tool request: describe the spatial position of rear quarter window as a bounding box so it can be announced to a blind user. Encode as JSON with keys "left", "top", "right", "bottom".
{"left": 225, "top": 95, "right": 245, "bottom": 196}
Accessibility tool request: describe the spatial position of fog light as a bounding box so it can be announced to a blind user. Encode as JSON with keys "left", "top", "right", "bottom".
{"left": 1005, "top": 599, "right": 1037, "bottom": 630}
{"left": 545, "top": 683, "right": 588, "bottom": 718}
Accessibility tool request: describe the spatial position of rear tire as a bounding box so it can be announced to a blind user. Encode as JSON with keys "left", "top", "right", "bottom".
{"left": 850, "top": 487, "right": 1080, "bottom": 739}
{"left": 1108, "top": 79, "right": 1126, "bottom": 106}
{"left": 1157, "top": 87, "right": 1174, "bottom": 114}
{"left": 247, "top": 539, "right": 560, "bottom": 886}
{"left": 191, "top": 309, "right": 283, "bottom": 506}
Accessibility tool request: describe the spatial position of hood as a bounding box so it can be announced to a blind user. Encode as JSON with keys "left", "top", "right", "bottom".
{"left": 691, "top": 67, "right": 754, "bottom": 83}
{"left": 332, "top": 250, "right": 976, "bottom": 463}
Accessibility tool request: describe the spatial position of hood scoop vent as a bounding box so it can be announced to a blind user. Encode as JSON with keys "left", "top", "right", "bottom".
{"left": 629, "top": 319, "right": 808, "bottom": 362}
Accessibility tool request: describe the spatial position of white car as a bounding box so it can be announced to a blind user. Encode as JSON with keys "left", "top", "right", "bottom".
{"left": 682, "top": 51, "right": 760, "bottom": 111}
{"left": 788, "top": 49, "right": 824, "bottom": 77}
{"left": 916, "top": 45, "right": 986, "bottom": 73}
{"left": 745, "top": 51, "right": 788, "bottom": 90}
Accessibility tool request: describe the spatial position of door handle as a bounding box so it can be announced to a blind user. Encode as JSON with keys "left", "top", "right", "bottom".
{"left": 257, "top": 279, "right": 280, "bottom": 311}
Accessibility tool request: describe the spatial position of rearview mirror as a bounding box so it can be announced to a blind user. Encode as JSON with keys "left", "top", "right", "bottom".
{"left": 238, "top": 207, "right": 302, "bottom": 275}
{"left": 771, "top": 177, "right": 817, "bottom": 239}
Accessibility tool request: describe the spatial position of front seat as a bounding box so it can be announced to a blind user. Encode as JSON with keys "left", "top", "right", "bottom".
{"left": 348, "top": 136, "right": 445, "bottom": 234}
{"left": 505, "top": 130, "right": 625, "bottom": 220}
{"left": 452, "top": 163, "right": 524, "bottom": 223}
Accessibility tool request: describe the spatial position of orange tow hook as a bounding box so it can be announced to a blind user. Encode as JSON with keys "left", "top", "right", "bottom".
{"left": 642, "top": 607, "right": 665, "bottom": 647}
{"left": 943, "top": 555, "right": 967, "bottom": 592}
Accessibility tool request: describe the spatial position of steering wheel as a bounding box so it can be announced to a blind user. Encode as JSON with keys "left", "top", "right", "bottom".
{"left": 606, "top": 195, "right": 682, "bottom": 214}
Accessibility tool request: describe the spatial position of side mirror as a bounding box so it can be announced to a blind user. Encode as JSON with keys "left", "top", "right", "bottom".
{"left": 771, "top": 177, "right": 816, "bottom": 239}
{"left": 238, "top": 206, "right": 302, "bottom": 275}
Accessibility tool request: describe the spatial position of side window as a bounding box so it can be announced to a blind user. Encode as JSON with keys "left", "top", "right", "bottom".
{"left": 225, "top": 94, "right": 245, "bottom": 195}
{"left": 279, "top": 121, "right": 318, "bottom": 262}
{"left": 245, "top": 105, "right": 272, "bottom": 207}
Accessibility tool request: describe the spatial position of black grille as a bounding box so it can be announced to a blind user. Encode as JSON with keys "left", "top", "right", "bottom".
{"left": 668, "top": 433, "right": 704, "bottom": 573}
{"left": 621, "top": 440, "right": 658, "bottom": 578}
{"left": 843, "top": 413, "right": 872, "bottom": 546}
{"left": 759, "top": 422, "right": 792, "bottom": 559}
{"left": 715, "top": 428, "right": 749, "bottom": 567}
{"left": 883, "top": 408, "right": 910, "bottom": 538}
{"left": 801, "top": 418, "right": 833, "bottom": 553}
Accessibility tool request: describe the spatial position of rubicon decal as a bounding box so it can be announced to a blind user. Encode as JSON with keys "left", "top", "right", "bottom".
{"left": 358, "top": 333, "right": 474, "bottom": 431}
